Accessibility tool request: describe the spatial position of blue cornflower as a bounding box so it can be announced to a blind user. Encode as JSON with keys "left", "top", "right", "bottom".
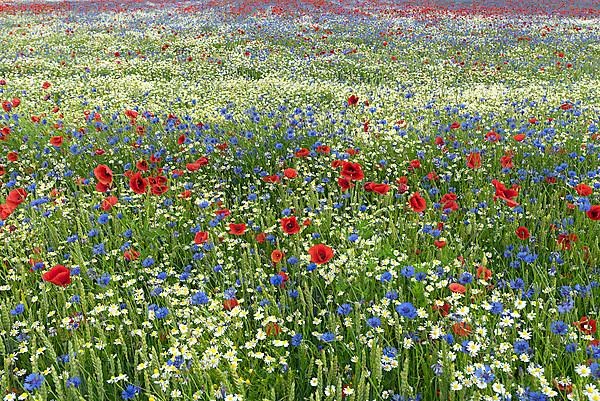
{"left": 337, "top": 303, "right": 352, "bottom": 316}
{"left": 224, "top": 287, "right": 237, "bottom": 300}
{"left": 513, "top": 339, "right": 530, "bottom": 355}
{"left": 383, "top": 347, "right": 397, "bottom": 358}
{"left": 24, "top": 373, "right": 45, "bottom": 392}
{"left": 401, "top": 265, "right": 415, "bottom": 278}
{"left": 550, "top": 320, "right": 568, "bottom": 335}
{"left": 396, "top": 302, "right": 417, "bottom": 319}
{"left": 291, "top": 333, "right": 303, "bottom": 347}
{"left": 565, "top": 343, "right": 577, "bottom": 353}
{"left": 191, "top": 291, "right": 209, "bottom": 305}
{"left": 66, "top": 376, "right": 81, "bottom": 388}
{"left": 321, "top": 332, "right": 335, "bottom": 343}
{"left": 121, "top": 384, "right": 140, "bottom": 400}
{"left": 97, "top": 273, "right": 111, "bottom": 287}
{"left": 270, "top": 274, "right": 283, "bottom": 286}
{"left": 98, "top": 213, "right": 110, "bottom": 224}
{"left": 367, "top": 317, "right": 381, "bottom": 328}
{"left": 154, "top": 307, "right": 169, "bottom": 319}
{"left": 380, "top": 271, "right": 392, "bottom": 283}
{"left": 473, "top": 365, "right": 495, "bottom": 384}
{"left": 142, "top": 257, "right": 154, "bottom": 267}
{"left": 10, "top": 303, "right": 24, "bottom": 316}
{"left": 490, "top": 302, "right": 503, "bottom": 315}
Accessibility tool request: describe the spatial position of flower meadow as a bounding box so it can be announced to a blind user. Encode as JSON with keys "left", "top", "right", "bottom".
{"left": 1, "top": 0, "right": 600, "bottom": 400}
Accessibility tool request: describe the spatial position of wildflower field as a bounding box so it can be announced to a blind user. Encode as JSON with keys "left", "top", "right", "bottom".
{"left": 0, "top": 0, "right": 600, "bottom": 400}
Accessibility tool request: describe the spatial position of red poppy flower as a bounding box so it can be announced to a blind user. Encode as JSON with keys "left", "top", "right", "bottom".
{"left": 452, "top": 322, "right": 471, "bottom": 337}
{"left": 101, "top": 196, "right": 118, "bottom": 211}
{"left": 215, "top": 208, "right": 230, "bottom": 218}
{"left": 123, "top": 249, "right": 140, "bottom": 261}
{"left": 557, "top": 233, "right": 578, "bottom": 250}
{"left": 340, "top": 161, "right": 364, "bottom": 181}
{"left": 364, "top": 182, "right": 390, "bottom": 195}
{"left": 408, "top": 192, "right": 427, "bottom": 213}
{"left": 574, "top": 316, "right": 596, "bottom": 335}
{"left": 186, "top": 162, "right": 201, "bottom": 172}
{"left": 49, "top": 136, "right": 63, "bottom": 147}
{"left": 513, "top": 134, "right": 526, "bottom": 142}
{"left": 271, "top": 250, "right": 284, "bottom": 264}
{"left": 6, "top": 188, "right": 27, "bottom": 208}
{"left": 194, "top": 231, "right": 209, "bottom": 244}
{"left": 177, "top": 134, "right": 186, "bottom": 145}
{"left": 93, "top": 164, "right": 113, "bottom": 185}
{"left": 42, "top": 81, "right": 51, "bottom": 90}
{"left": 316, "top": 145, "right": 330, "bottom": 154}
{"left": 295, "top": 148, "right": 310, "bottom": 158}
{"left": 95, "top": 182, "right": 109, "bottom": 193}
{"left": 433, "top": 302, "right": 451, "bottom": 316}
{"left": 587, "top": 205, "right": 600, "bottom": 221}
{"left": 308, "top": 244, "right": 334, "bottom": 264}
{"left": 262, "top": 174, "right": 281, "bottom": 184}
{"left": 427, "top": 171, "right": 439, "bottom": 181}
{"left": 7, "top": 152, "right": 18, "bottom": 162}
{"left": 0, "top": 204, "right": 15, "bottom": 220}
{"left": 500, "top": 155, "right": 513, "bottom": 169}
{"left": 484, "top": 131, "right": 501, "bottom": 142}
{"left": 283, "top": 168, "right": 297, "bottom": 179}
{"left": 1, "top": 101, "right": 11, "bottom": 113}
{"left": 223, "top": 298, "right": 239, "bottom": 311}
{"left": 466, "top": 152, "right": 481, "bottom": 169}
{"left": 331, "top": 160, "right": 343, "bottom": 169}
{"left": 281, "top": 216, "right": 300, "bottom": 235}
{"left": 492, "top": 179, "right": 519, "bottom": 207}
{"left": 408, "top": 159, "right": 421, "bottom": 170}
{"left": 347, "top": 94, "right": 359, "bottom": 106}
{"left": 434, "top": 239, "right": 446, "bottom": 248}
{"left": 136, "top": 160, "right": 149, "bottom": 172}
{"left": 0, "top": 126, "right": 10, "bottom": 140}
{"left": 337, "top": 177, "right": 354, "bottom": 191}
{"left": 255, "top": 233, "right": 266, "bottom": 243}
{"left": 476, "top": 265, "right": 492, "bottom": 280}
{"left": 515, "top": 226, "right": 530, "bottom": 240}
{"left": 129, "top": 172, "right": 148, "bottom": 194}
{"left": 449, "top": 283, "right": 466, "bottom": 294}
{"left": 440, "top": 193, "right": 457, "bottom": 203}
{"left": 151, "top": 184, "right": 168, "bottom": 195}
{"left": 124, "top": 109, "right": 138, "bottom": 120}
{"left": 450, "top": 121, "right": 460, "bottom": 129}
{"left": 266, "top": 322, "right": 282, "bottom": 336}
{"left": 575, "top": 184, "right": 593, "bottom": 197}
{"left": 42, "top": 264, "right": 71, "bottom": 287}
{"left": 229, "top": 223, "right": 246, "bottom": 235}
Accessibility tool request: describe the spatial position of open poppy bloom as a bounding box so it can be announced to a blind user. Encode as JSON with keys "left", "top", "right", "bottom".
{"left": 308, "top": 244, "right": 334, "bottom": 264}
{"left": 42, "top": 265, "right": 71, "bottom": 287}
{"left": 409, "top": 192, "right": 427, "bottom": 213}
{"left": 229, "top": 223, "right": 247, "bottom": 235}
{"left": 280, "top": 216, "right": 300, "bottom": 235}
